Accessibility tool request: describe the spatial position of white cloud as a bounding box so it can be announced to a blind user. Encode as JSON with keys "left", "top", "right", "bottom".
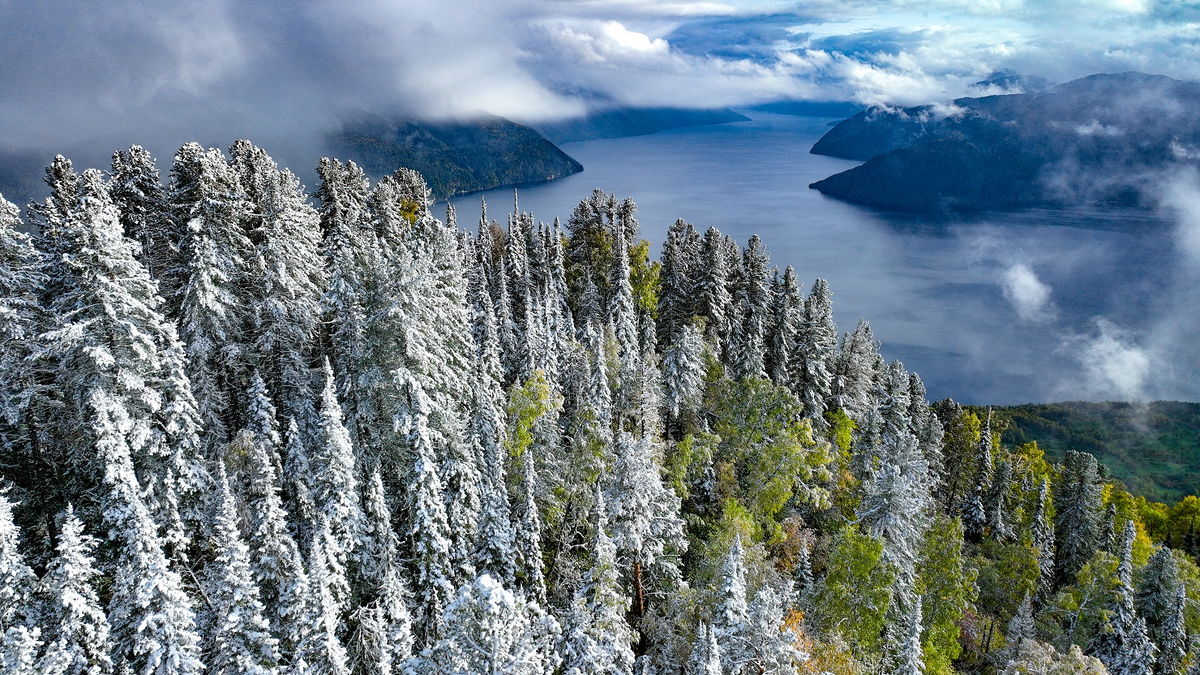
{"left": 1063, "top": 319, "right": 1154, "bottom": 401}
{"left": 1002, "top": 262, "right": 1055, "bottom": 322}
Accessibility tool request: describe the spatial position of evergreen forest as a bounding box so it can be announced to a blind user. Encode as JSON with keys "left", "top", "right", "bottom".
{"left": 3, "top": 141, "right": 1200, "bottom": 675}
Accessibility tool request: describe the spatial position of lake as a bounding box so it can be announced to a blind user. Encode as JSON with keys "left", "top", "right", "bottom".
{"left": 450, "top": 111, "right": 1199, "bottom": 405}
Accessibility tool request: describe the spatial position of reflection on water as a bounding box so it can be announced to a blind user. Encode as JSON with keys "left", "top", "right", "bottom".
{"left": 450, "top": 112, "right": 1195, "bottom": 405}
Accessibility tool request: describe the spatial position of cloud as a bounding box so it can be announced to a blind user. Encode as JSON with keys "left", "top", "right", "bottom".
{"left": 5, "top": 0, "right": 1200, "bottom": 192}
{"left": 1062, "top": 319, "right": 1155, "bottom": 401}
{"left": 1002, "top": 262, "right": 1055, "bottom": 322}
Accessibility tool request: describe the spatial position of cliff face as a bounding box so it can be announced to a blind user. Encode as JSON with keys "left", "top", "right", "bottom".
{"left": 809, "top": 72, "right": 1200, "bottom": 212}
{"left": 327, "top": 114, "right": 583, "bottom": 200}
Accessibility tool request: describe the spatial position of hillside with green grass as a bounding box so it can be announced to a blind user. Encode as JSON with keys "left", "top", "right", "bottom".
{"left": 990, "top": 401, "right": 1200, "bottom": 501}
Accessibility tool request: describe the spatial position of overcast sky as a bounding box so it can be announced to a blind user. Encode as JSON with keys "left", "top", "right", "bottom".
{"left": 2, "top": 0, "right": 1200, "bottom": 159}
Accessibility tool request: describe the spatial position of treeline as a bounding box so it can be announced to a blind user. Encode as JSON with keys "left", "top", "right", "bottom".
{"left": 0, "top": 140, "right": 1195, "bottom": 675}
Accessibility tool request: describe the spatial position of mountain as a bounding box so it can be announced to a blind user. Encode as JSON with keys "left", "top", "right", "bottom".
{"left": 326, "top": 113, "right": 583, "bottom": 200}
{"left": 809, "top": 72, "right": 1200, "bottom": 212}
{"left": 992, "top": 400, "right": 1200, "bottom": 502}
{"left": 535, "top": 107, "right": 749, "bottom": 144}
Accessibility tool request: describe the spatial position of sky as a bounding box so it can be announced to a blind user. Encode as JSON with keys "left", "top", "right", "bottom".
{"left": 3, "top": 0, "right": 1200, "bottom": 159}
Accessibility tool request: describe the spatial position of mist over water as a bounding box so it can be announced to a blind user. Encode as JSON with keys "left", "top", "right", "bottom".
{"left": 450, "top": 111, "right": 1195, "bottom": 405}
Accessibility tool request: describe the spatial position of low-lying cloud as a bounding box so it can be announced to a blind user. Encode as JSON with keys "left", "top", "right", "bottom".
{"left": 1061, "top": 319, "right": 1155, "bottom": 401}
{"left": 4, "top": 0, "right": 1200, "bottom": 167}
{"left": 1002, "top": 262, "right": 1055, "bottom": 322}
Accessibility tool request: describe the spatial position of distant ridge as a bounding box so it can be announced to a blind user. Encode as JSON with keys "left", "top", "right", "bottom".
{"left": 326, "top": 113, "right": 583, "bottom": 201}
{"left": 808, "top": 72, "right": 1200, "bottom": 212}
{"left": 535, "top": 107, "right": 749, "bottom": 145}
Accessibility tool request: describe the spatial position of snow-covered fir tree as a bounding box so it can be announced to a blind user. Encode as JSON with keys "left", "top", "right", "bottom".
{"left": 238, "top": 428, "right": 310, "bottom": 664}
{"left": 1138, "top": 547, "right": 1186, "bottom": 675}
{"left": 563, "top": 489, "right": 635, "bottom": 675}
{"left": 38, "top": 505, "right": 113, "bottom": 675}
{"left": 424, "top": 575, "right": 561, "bottom": 675}
{"left": 350, "top": 470, "right": 414, "bottom": 675}
{"left": 1092, "top": 520, "right": 1158, "bottom": 675}
{"left": 109, "top": 146, "right": 169, "bottom": 281}
{"left": 311, "top": 360, "right": 364, "bottom": 588}
{"left": 686, "top": 623, "right": 722, "bottom": 675}
{"left": 93, "top": 390, "right": 204, "bottom": 675}
{"left": 605, "top": 432, "right": 686, "bottom": 627}
{"left": 168, "top": 143, "right": 251, "bottom": 450}
{"left": 0, "top": 492, "right": 37, "bottom": 640}
{"left": 1056, "top": 451, "right": 1104, "bottom": 586}
{"left": 395, "top": 370, "right": 456, "bottom": 645}
{"left": 299, "top": 519, "right": 352, "bottom": 675}
{"left": 712, "top": 537, "right": 751, "bottom": 674}
{"left": 204, "top": 464, "right": 279, "bottom": 675}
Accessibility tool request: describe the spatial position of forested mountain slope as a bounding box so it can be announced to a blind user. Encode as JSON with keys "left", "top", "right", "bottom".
{"left": 2, "top": 142, "right": 1199, "bottom": 675}
{"left": 326, "top": 113, "right": 583, "bottom": 200}
{"left": 809, "top": 72, "right": 1200, "bottom": 212}
{"left": 992, "top": 401, "right": 1200, "bottom": 502}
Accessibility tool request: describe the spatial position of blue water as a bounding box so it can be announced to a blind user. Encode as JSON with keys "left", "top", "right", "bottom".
{"left": 450, "top": 112, "right": 1196, "bottom": 405}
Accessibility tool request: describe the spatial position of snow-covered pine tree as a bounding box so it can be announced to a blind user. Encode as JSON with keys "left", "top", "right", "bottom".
{"left": 0, "top": 624, "right": 41, "bottom": 675}
{"left": 282, "top": 417, "right": 317, "bottom": 551}
{"left": 687, "top": 623, "right": 722, "bottom": 675}
{"left": 560, "top": 594, "right": 599, "bottom": 675}
{"left": 606, "top": 432, "right": 686, "bottom": 628}
{"left": 1007, "top": 592, "right": 1036, "bottom": 646}
{"left": 468, "top": 256, "right": 518, "bottom": 586}
{"left": 237, "top": 427, "right": 310, "bottom": 664}
{"left": 0, "top": 493, "right": 37, "bottom": 637}
{"left": 424, "top": 574, "right": 562, "bottom": 675}
{"left": 231, "top": 141, "right": 326, "bottom": 434}
{"left": 109, "top": 145, "right": 169, "bottom": 280}
{"left": 299, "top": 518, "right": 352, "bottom": 675}
{"left": 657, "top": 219, "right": 700, "bottom": 345}
{"left": 92, "top": 390, "right": 203, "bottom": 675}
{"left": 316, "top": 158, "right": 374, "bottom": 441}
{"left": 795, "top": 278, "right": 836, "bottom": 426}
{"left": 712, "top": 536, "right": 751, "bottom": 674}
{"left": 311, "top": 361, "right": 364, "bottom": 591}
{"left": 0, "top": 192, "right": 43, "bottom": 500}
{"left": 571, "top": 488, "right": 636, "bottom": 675}
{"left": 351, "top": 470, "right": 414, "bottom": 675}
{"left": 833, "top": 319, "right": 881, "bottom": 420}
{"left": 515, "top": 448, "right": 549, "bottom": 606}
{"left": 440, "top": 412, "right": 482, "bottom": 589}
{"left": 1091, "top": 520, "right": 1157, "bottom": 675}
{"left": 153, "top": 320, "right": 210, "bottom": 565}
{"left": 609, "top": 222, "right": 639, "bottom": 355}
{"left": 766, "top": 266, "right": 801, "bottom": 389}
{"left": 37, "top": 504, "right": 113, "bottom": 675}
{"left": 661, "top": 319, "right": 706, "bottom": 436}
{"left": 907, "top": 373, "right": 944, "bottom": 489}
{"left": 694, "top": 228, "right": 732, "bottom": 351}
{"left": 1155, "top": 590, "right": 1187, "bottom": 675}
{"left": 1055, "top": 451, "right": 1104, "bottom": 587}
{"left": 168, "top": 143, "right": 251, "bottom": 449}
{"left": 746, "top": 584, "right": 805, "bottom": 674}
{"left": 34, "top": 167, "right": 203, "bottom": 556}
{"left": 204, "top": 464, "right": 280, "bottom": 675}
{"left": 731, "top": 235, "right": 770, "bottom": 381}
{"left": 1138, "top": 547, "right": 1186, "bottom": 675}
{"left": 984, "top": 458, "right": 1014, "bottom": 541}
{"left": 395, "top": 369, "right": 456, "bottom": 645}
{"left": 1102, "top": 504, "right": 1120, "bottom": 554}
{"left": 961, "top": 484, "right": 988, "bottom": 544}
{"left": 1032, "top": 477, "right": 1056, "bottom": 600}
{"left": 857, "top": 405, "right": 932, "bottom": 675}
{"left": 0, "top": 194, "right": 42, "bottom": 453}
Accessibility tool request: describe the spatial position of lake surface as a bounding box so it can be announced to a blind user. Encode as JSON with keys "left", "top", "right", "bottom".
{"left": 450, "top": 112, "right": 1199, "bottom": 405}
